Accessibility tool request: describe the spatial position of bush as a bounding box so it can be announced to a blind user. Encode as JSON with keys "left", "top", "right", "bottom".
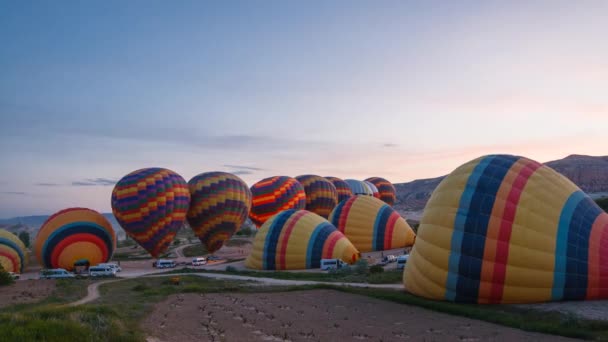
{"left": 369, "top": 265, "right": 384, "bottom": 274}
{"left": 353, "top": 259, "right": 369, "bottom": 275}
{"left": 225, "top": 266, "right": 238, "bottom": 272}
{"left": 0, "top": 265, "right": 14, "bottom": 286}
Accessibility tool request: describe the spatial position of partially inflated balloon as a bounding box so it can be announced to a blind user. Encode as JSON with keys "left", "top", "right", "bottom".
{"left": 34, "top": 208, "right": 116, "bottom": 271}
{"left": 187, "top": 172, "right": 252, "bottom": 253}
{"left": 249, "top": 176, "right": 306, "bottom": 227}
{"left": 295, "top": 175, "right": 338, "bottom": 218}
{"left": 112, "top": 168, "right": 190, "bottom": 257}
{"left": 404, "top": 154, "right": 608, "bottom": 304}
{"left": 365, "top": 177, "right": 396, "bottom": 206}
{"left": 329, "top": 196, "right": 415, "bottom": 252}
{"left": 0, "top": 229, "right": 28, "bottom": 273}
{"left": 246, "top": 210, "right": 360, "bottom": 270}
{"left": 325, "top": 176, "right": 353, "bottom": 203}
{"left": 364, "top": 181, "right": 381, "bottom": 199}
{"left": 345, "top": 179, "right": 372, "bottom": 196}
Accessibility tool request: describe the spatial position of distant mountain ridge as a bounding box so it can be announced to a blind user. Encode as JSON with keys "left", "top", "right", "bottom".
{"left": 0, "top": 213, "right": 125, "bottom": 240}
{"left": 394, "top": 154, "right": 608, "bottom": 214}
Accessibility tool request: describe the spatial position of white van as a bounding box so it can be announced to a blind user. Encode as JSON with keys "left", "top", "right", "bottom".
{"left": 89, "top": 266, "right": 116, "bottom": 277}
{"left": 98, "top": 263, "right": 122, "bottom": 272}
{"left": 397, "top": 255, "right": 409, "bottom": 269}
{"left": 155, "top": 259, "right": 176, "bottom": 268}
{"left": 320, "top": 259, "right": 348, "bottom": 271}
{"left": 192, "top": 257, "right": 207, "bottom": 266}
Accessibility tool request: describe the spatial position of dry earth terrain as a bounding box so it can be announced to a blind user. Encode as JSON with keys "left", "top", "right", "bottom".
{"left": 0, "top": 279, "right": 56, "bottom": 308}
{"left": 142, "top": 290, "right": 578, "bottom": 342}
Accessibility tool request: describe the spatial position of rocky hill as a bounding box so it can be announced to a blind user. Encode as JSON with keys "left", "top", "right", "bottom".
{"left": 395, "top": 154, "right": 608, "bottom": 214}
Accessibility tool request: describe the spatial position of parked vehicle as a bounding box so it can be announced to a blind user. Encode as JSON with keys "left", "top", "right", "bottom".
{"left": 192, "top": 257, "right": 207, "bottom": 266}
{"left": 207, "top": 255, "right": 221, "bottom": 261}
{"left": 397, "top": 255, "right": 409, "bottom": 269}
{"left": 155, "top": 259, "right": 176, "bottom": 268}
{"left": 89, "top": 266, "right": 116, "bottom": 277}
{"left": 8, "top": 272, "right": 19, "bottom": 280}
{"left": 39, "top": 268, "right": 76, "bottom": 279}
{"left": 320, "top": 258, "right": 348, "bottom": 271}
{"left": 98, "top": 263, "right": 122, "bottom": 272}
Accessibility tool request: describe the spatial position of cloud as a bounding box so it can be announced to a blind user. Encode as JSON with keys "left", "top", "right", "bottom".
{"left": 223, "top": 164, "right": 265, "bottom": 171}
{"left": 71, "top": 178, "right": 117, "bottom": 187}
{"left": 383, "top": 143, "right": 398, "bottom": 148}
{"left": 230, "top": 170, "right": 253, "bottom": 175}
{"left": 0, "top": 191, "right": 26, "bottom": 195}
{"left": 35, "top": 182, "right": 60, "bottom": 186}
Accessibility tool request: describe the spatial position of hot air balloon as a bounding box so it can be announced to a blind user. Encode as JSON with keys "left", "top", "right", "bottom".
{"left": 0, "top": 229, "right": 28, "bottom": 273}
{"left": 112, "top": 168, "right": 190, "bottom": 258}
{"left": 325, "top": 176, "right": 353, "bottom": 203}
{"left": 249, "top": 176, "right": 306, "bottom": 227}
{"left": 245, "top": 209, "right": 360, "bottom": 270}
{"left": 344, "top": 179, "right": 373, "bottom": 196}
{"left": 295, "top": 175, "right": 339, "bottom": 218}
{"left": 329, "top": 196, "right": 415, "bottom": 252}
{"left": 34, "top": 208, "right": 116, "bottom": 271}
{"left": 404, "top": 154, "right": 608, "bottom": 304}
{"left": 364, "top": 181, "right": 381, "bottom": 199}
{"left": 365, "top": 177, "right": 396, "bottom": 206}
{"left": 187, "top": 172, "right": 252, "bottom": 253}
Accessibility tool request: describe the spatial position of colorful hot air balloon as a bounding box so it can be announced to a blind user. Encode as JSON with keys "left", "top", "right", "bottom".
{"left": 365, "top": 177, "right": 396, "bottom": 206}
{"left": 112, "top": 168, "right": 190, "bottom": 258}
{"left": 187, "top": 172, "right": 252, "bottom": 253}
{"left": 0, "top": 229, "right": 28, "bottom": 273}
{"left": 249, "top": 176, "right": 306, "bottom": 227}
{"left": 344, "top": 179, "right": 373, "bottom": 196}
{"left": 329, "top": 196, "right": 415, "bottom": 253}
{"left": 295, "top": 175, "right": 339, "bottom": 218}
{"left": 364, "top": 181, "right": 381, "bottom": 199}
{"left": 325, "top": 176, "right": 353, "bottom": 203}
{"left": 246, "top": 209, "right": 360, "bottom": 270}
{"left": 404, "top": 154, "right": 608, "bottom": 304}
{"left": 34, "top": 208, "right": 116, "bottom": 271}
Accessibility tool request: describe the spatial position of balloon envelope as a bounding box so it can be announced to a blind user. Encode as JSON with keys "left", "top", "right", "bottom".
{"left": 34, "top": 208, "right": 116, "bottom": 271}
{"left": 246, "top": 209, "right": 360, "bottom": 270}
{"left": 329, "top": 196, "right": 415, "bottom": 252}
{"left": 0, "top": 229, "right": 28, "bottom": 273}
{"left": 364, "top": 181, "right": 381, "bottom": 199}
{"left": 365, "top": 177, "right": 396, "bottom": 206}
{"left": 112, "top": 168, "right": 190, "bottom": 258}
{"left": 295, "top": 175, "right": 339, "bottom": 218}
{"left": 344, "top": 179, "right": 372, "bottom": 196}
{"left": 249, "top": 176, "right": 306, "bottom": 227}
{"left": 187, "top": 172, "right": 252, "bottom": 253}
{"left": 404, "top": 154, "right": 608, "bottom": 304}
{"left": 325, "top": 176, "right": 353, "bottom": 203}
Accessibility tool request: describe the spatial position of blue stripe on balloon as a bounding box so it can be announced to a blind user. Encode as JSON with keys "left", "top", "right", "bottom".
{"left": 42, "top": 222, "right": 114, "bottom": 268}
{"left": 306, "top": 222, "right": 335, "bottom": 269}
{"left": 263, "top": 210, "right": 294, "bottom": 270}
{"left": 0, "top": 237, "right": 25, "bottom": 272}
{"left": 373, "top": 205, "right": 392, "bottom": 251}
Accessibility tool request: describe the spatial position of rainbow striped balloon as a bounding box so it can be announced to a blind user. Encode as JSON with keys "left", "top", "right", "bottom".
{"left": 0, "top": 229, "right": 28, "bottom": 273}
{"left": 404, "top": 154, "right": 608, "bottom": 304}
{"left": 112, "top": 168, "right": 190, "bottom": 258}
{"left": 364, "top": 181, "right": 381, "bottom": 199}
{"left": 295, "top": 175, "right": 339, "bottom": 218}
{"left": 246, "top": 210, "right": 360, "bottom": 270}
{"left": 34, "top": 208, "right": 116, "bottom": 271}
{"left": 329, "top": 196, "right": 416, "bottom": 252}
{"left": 249, "top": 176, "right": 306, "bottom": 227}
{"left": 344, "top": 179, "right": 373, "bottom": 196}
{"left": 187, "top": 172, "right": 252, "bottom": 253}
{"left": 365, "top": 177, "right": 396, "bottom": 206}
{"left": 325, "top": 176, "right": 353, "bottom": 203}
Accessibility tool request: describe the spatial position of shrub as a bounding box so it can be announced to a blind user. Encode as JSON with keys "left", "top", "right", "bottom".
{"left": 369, "top": 265, "right": 384, "bottom": 274}
{"left": 353, "top": 259, "right": 369, "bottom": 275}
{"left": 225, "top": 266, "right": 238, "bottom": 273}
{"left": 0, "top": 265, "right": 14, "bottom": 286}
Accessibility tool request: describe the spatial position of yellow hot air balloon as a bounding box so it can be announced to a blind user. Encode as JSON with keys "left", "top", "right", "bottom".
{"left": 246, "top": 210, "right": 360, "bottom": 270}
{"left": 328, "top": 196, "right": 415, "bottom": 253}
{"left": 0, "top": 229, "right": 28, "bottom": 273}
{"left": 404, "top": 154, "right": 608, "bottom": 304}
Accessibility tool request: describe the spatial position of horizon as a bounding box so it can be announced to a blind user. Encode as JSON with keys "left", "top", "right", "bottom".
{"left": 1, "top": 1, "right": 607, "bottom": 217}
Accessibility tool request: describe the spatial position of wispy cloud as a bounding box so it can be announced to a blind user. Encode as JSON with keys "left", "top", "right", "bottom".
{"left": 223, "top": 164, "right": 264, "bottom": 171}
{"left": 35, "top": 182, "right": 60, "bottom": 186}
{"left": 71, "top": 178, "right": 117, "bottom": 187}
{"left": 383, "top": 143, "right": 398, "bottom": 148}
{"left": 230, "top": 170, "right": 253, "bottom": 176}
{"left": 1, "top": 191, "right": 26, "bottom": 195}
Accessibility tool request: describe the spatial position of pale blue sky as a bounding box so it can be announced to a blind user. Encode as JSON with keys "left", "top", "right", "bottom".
{"left": 1, "top": 1, "right": 607, "bottom": 217}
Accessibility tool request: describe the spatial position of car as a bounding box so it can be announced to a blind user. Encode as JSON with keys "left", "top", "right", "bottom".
{"left": 397, "top": 255, "right": 409, "bottom": 269}
{"left": 320, "top": 258, "right": 348, "bottom": 271}
{"left": 192, "top": 257, "right": 207, "bottom": 266}
{"left": 98, "top": 263, "right": 122, "bottom": 272}
{"left": 206, "top": 255, "right": 221, "bottom": 261}
{"left": 8, "top": 272, "right": 20, "bottom": 280}
{"left": 155, "top": 259, "right": 176, "bottom": 268}
{"left": 89, "top": 266, "right": 116, "bottom": 277}
{"left": 39, "top": 268, "right": 76, "bottom": 279}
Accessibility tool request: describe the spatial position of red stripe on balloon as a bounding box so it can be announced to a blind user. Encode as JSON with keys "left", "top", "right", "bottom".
{"left": 50, "top": 233, "right": 108, "bottom": 268}
{"left": 278, "top": 211, "right": 308, "bottom": 269}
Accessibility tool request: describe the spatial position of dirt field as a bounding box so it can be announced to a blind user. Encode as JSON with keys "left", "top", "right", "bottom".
{"left": 0, "top": 279, "right": 56, "bottom": 309}
{"left": 141, "top": 290, "right": 576, "bottom": 342}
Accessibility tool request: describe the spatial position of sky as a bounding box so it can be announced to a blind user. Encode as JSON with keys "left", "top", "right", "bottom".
{"left": 0, "top": 0, "right": 607, "bottom": 218}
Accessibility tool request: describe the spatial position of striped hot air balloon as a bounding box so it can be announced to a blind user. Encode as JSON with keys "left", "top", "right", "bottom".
{"left": 325, "top": 176, "right": 353, "bottom": 203}
{"left": 34, "top": 208, "right": 116, "bottom": 271}
{"left": 404, "top": 154, "right": 608, "bottom": 304}
{"left": 344, "top": 179, "right": 373, "bottom": 196}
{"left": 246, "top": 210, "right": 360, "bottom": 270}
{"left": 112, "top": 168, "right": 190, "bottom": 258}
{"left": 0, "top": 229, "right": 28, "bottom": 273}
{"left": 364, "top": 181, "right": 381, "bottom": 199}
{"left": 365, "top": 177, "right": 396, "bottom": 206}
{"left": 187, "top": 172, "right": 252, "bottom": 253}
{"left": 295, "top": 175, "right": 338, "bottom": 218}
{"left": 249, "top": 176, "right": 306, "bottom": 227}
{"left": 329, "top": 196, "right": 415, "bottom": 252}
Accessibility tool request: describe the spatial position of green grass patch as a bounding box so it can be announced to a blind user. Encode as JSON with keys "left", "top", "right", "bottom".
{"left": 181, "top": 244, "right": 207, "bottom": 257}
{"left": 223, "top": 239, "right": 252, "bottom": 247}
